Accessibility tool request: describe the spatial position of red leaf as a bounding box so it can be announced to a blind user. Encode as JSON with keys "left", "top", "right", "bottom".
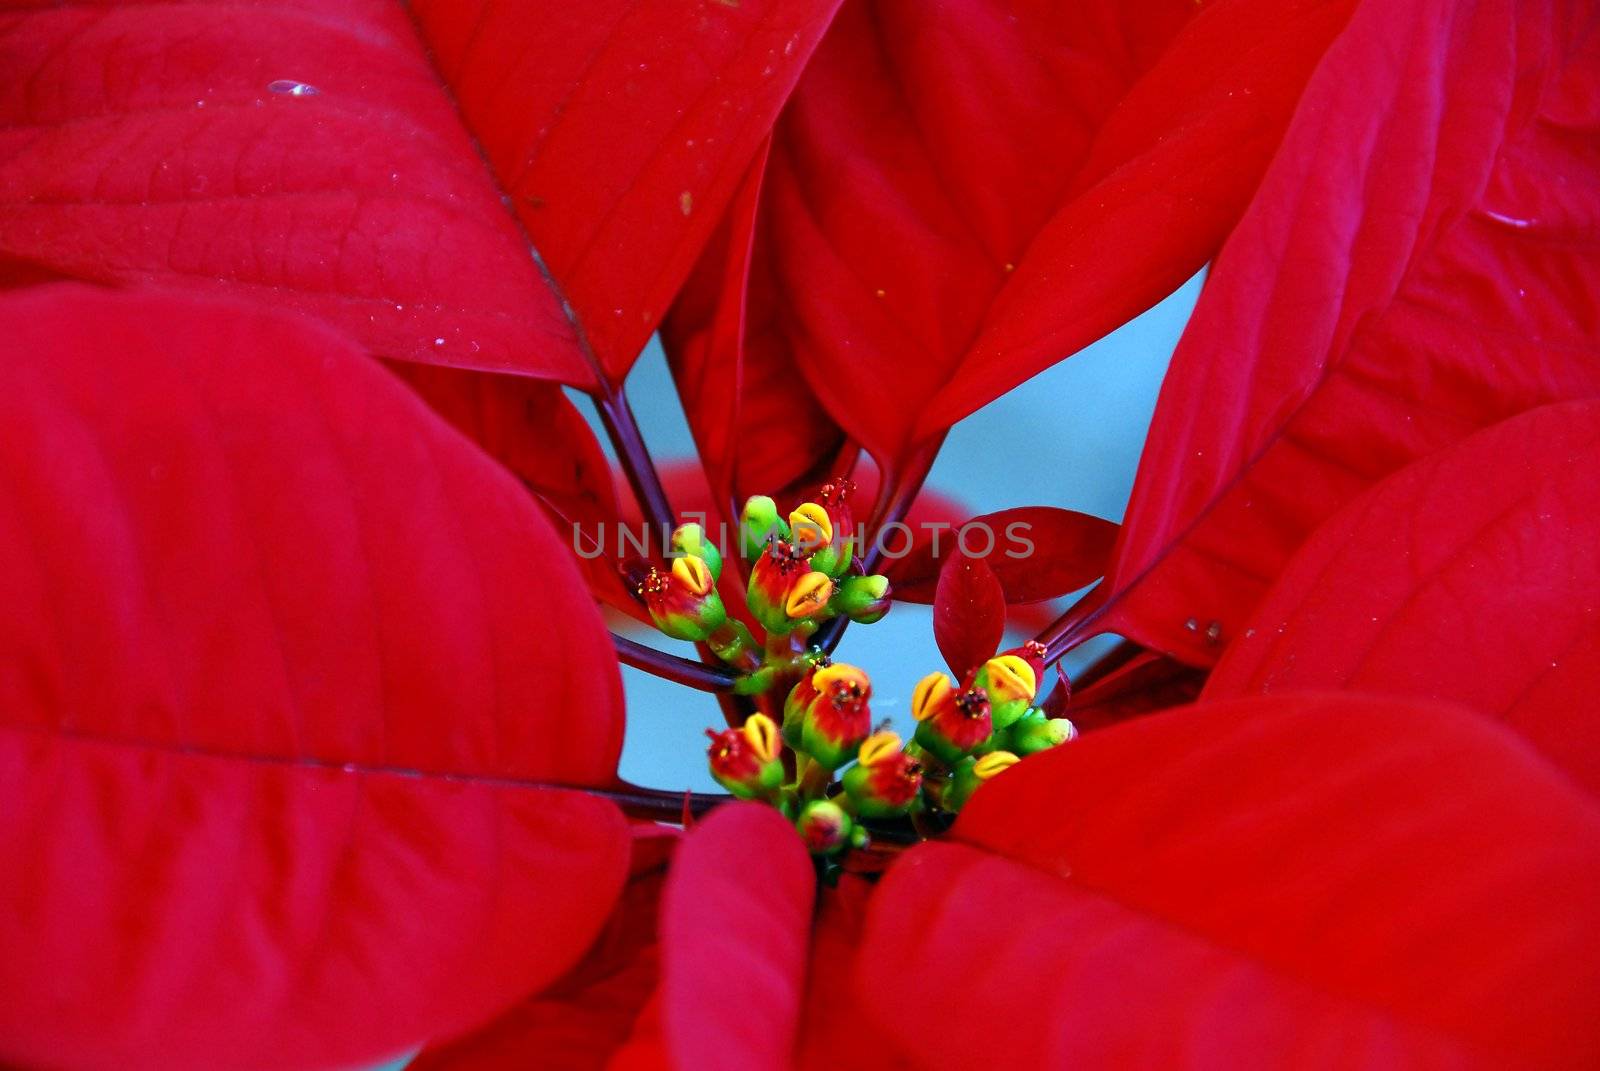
{"left": 933, "top": 550, "right": 1006, "bottom": 680}
{"left": 657, "top": 803, "right": 816, "bottom": 1071}
{"left": 389, "top": 362, "right": 643, "bottom": 618}
{"left": 1062, "top": 648, "right": 1206, "bottom": 732}
{"left": 1100, "top": 0, "right": 1600, "bottom": 664}
{"left": 0, "top": 0, "right": 842, "bottom": 386}
{"left": 887, "top": 506, "right": 1118, "bottom": 604}
{"left": 859, "top": 695, "right": 1600, "bottom": 1067}
{"left": 411, "top": 0, "right": 846, "bottom": 384}
{"left": 411, "top": 829, "right": 677, "bottom": 1071}
{"left": 0, "top": 3, "right": 584, "bottom": 380}
{"left": 664, "top": 141, "right": 852, "bottom": 514}
{"left": 0, "top": 287, "right": 630, "bottom": 1070}
{"left": 752, "top": 0, "right": 1353, "bottom": 469}
{"left": 1204, "top": 401, "right": 1600, "bottom": 797}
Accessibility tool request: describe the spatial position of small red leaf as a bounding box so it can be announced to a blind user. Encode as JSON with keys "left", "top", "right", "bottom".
{"left": 1205, "top": 401, "right": 1600, "bottom": 796}
{"left": 933, "top": 550, "right": 1006, "bottom": 679}
{"left": 888, "top": 506, "right": 1118, "bottom": 604}
{"left": 1102, "top": 0, "right": 1600, "bottom": 663}
{"left": 859, "top": 695, "right": 1600, "bottom": 1067}
{"left": 657, "top": 803, "right": 815, "bottom": 1071}
{"left": 0, "top": 287, "right": 630, "bottom": 1070}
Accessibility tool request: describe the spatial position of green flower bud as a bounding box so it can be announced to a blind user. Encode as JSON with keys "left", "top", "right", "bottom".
{"left": 1004, "top": 710, "right": 1078, "bottom": 756}
{"left": 833, "top": 573, "right": 891, "bottom": 623}
{"left": 740, "top": 495, "right": 788, "bottom": 559}
{"left": 670, "top": 522, "right": 722, "bottom": 581}
{"left": 795, "top": 799, "right": 859, "bottom": 856}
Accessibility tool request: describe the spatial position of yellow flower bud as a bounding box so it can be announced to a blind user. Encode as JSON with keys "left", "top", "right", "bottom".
{"left": 857, "top": 730, "right": 903, "bottom": 767}
{"left": 788, "top": 502, "right": 834, "bottom": 551}
{"left": 784, "top": 570, "right": 834, "bottom": 618}
{"left": 742, "top": 712, "right": 780, "bottom": 764}
{"left": 911, "top": 672, "right": 954, "bottom": 722}
{"left": 982, "top": 654, "right": 1038, "bottom": 704}
{"left": 973, "top": 751, "right": 1021, "bottom": 780}
{"left": 671, "top": 554, "right": 714, "bottom": 597}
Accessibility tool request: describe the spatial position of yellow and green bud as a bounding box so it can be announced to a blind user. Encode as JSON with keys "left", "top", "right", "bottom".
{"left": 945, "top": 750, "right": 1020, "bottom": 811}
{"left": 842, "top": 730, "right": 923, "bottom": 818}
{"left": 705, "top": 713, "right": 784, "bottom": 799}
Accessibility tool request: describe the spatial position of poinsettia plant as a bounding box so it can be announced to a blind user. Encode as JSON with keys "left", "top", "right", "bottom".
{"left": 1, "top": 0, "right": 1597, "bottom": 1068}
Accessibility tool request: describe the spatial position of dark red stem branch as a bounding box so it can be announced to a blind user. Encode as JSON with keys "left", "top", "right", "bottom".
{"left": 613, "top": 633, "right": 739, "bottom": 691}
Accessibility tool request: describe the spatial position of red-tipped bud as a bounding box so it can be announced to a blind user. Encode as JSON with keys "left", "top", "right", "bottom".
{"left": 641, "top": 559, "right": 726, "bottom": 642}
{"left": 705, "top": 713, "right": 784, "bottom": 799}
{"left": 799, "top": 663, "right": 873, "bottom": 768}
{"left": 972, "top": 653, "right": 1038, "bottom": 730}
{"left": 913, "top": 683, "right": 993, "bottom": 765}
{"left": 748, "top": 540, "right": 832, "bottom": 633}
{"left": 842, "top": 730, "right": 923, "bottom": 817}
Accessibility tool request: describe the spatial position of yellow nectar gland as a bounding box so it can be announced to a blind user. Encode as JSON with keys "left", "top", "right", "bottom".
{"left": 973, "top": 751, "right": 1021, "bottom": 780}
{"left": 983, "top": 655, "right": 1038, "bottom": 703}
{"left": 858, "top": 730, "right": 903, "bottom": 767}
{"left": 743, "top": 713, "right": 780, "bottom": 763}
{"left": 671, "top": 555, "right": 714, "bottom": 596}
{"left": 911, "top": 672, "right": 954, "bottom": 721}
{"left": 785, "top": 570, "right": 834, "bottom": 618}
{"left": 788, "top": 502, "right": 834, "bottom": 551}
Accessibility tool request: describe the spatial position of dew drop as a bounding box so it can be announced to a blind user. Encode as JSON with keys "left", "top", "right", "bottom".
{"left": 267, "top": 79, "right": 320, "bottom": 97}
{"left": 433, "top": 337, "right": 445, "bottom": 346}
{"left": 679, "top": 190, "right": 694, "bottom": 216}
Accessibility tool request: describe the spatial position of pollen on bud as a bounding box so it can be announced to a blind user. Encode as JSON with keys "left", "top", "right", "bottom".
{"left": 785, "top": 570, "right": 834, "bottom": 619}
{"left": 705, "top": 715, "right": 784, "bottom": 800}
{"left": 788, "top": 502, "right": 834, "bottom": 551}
{"left": 800, "top": 662, "right": 873, "bottom": 768}
{"left": 670, "top": 554, "right": 714, "bottom": 596}
{"left": 913, "top": 685, "right": 993, "bottom": 765}
{"left": 795, "top": 799, "right": 858, "bottom": 856}
{"left": 911, "top": 672, "right": 954, "bottom": 722}
{"left": 642, "top": 563, "right": 726, "bottom": 642}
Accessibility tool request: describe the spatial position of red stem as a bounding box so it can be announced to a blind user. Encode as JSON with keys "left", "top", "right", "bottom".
{"left": 612, "top": 633, "right": 738, "bottom": 691}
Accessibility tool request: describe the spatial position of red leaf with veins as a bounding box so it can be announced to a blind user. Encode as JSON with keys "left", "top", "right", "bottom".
{"left": 0, "top": 287, "right": 630, "bottom": 1070}
{"left": 0, "top": 0, "right": 841, "bottom": 386}
{"left": 1205, "top": 401, "right": 1600, "bottom": 796}
{"left": 754, "top": 0, "right": 1354, "bottom": 470}
{"left": 888, "top": 506, "right": 1118, "bottom": 604}
{"left": 410, "top": 0, "right": 845, "bottom": 384}
{"left": 1100, "top": 0, "right": 1600, "bottom": 664}
{"left": 655, "top": 803, "right": 815, "bottom": 1071}
{"left": 933, "top": 550, "right": 1006, "bottom": 680}
{"left": 858, "top": 695, "right": 1600, "bottom": 1067}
